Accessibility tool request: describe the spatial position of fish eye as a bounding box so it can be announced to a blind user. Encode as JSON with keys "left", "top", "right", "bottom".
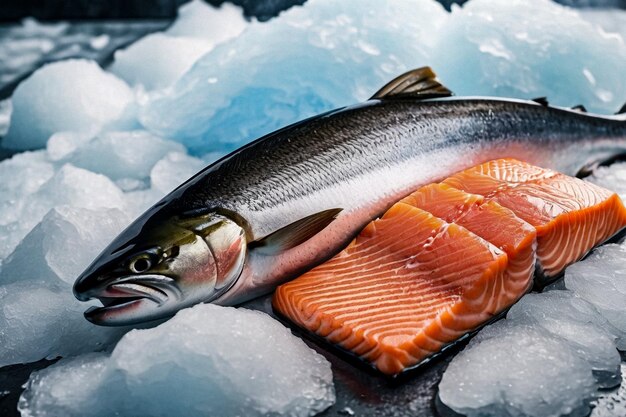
{"left": 129, "top": 255, "right": 152, "bottom": 274}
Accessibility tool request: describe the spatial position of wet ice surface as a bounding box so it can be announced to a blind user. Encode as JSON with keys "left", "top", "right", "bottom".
{"left": 0, "top": 0, "right": 625, "bottom": 416}
{"left": 18, "top": 304, "right": 336, "bottom": 417}
{"left": 439, "top": 321, "right": 597, "bottom": 417}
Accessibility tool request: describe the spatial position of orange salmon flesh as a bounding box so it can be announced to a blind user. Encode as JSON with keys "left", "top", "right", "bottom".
{"left": 272, "top": 158, "right": 626, "bottom": 375}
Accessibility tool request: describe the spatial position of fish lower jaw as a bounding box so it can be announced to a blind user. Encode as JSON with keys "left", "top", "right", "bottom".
{"left": 84, "top": 297, "right": 163, "bottom": 326}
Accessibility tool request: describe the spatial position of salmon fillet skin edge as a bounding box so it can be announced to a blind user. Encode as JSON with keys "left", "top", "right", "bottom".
{"left": 272, "top": 159, "right": 626, "bottom": 375}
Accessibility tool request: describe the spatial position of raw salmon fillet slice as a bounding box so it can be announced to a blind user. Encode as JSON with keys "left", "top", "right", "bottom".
{"left": 443, "top": 158, "right": 626, "bottom": 276}
{"left": 273, "top": 202, "right": 509, "bottom": 375}
{"left": 401, "top": 183, "right": 536, "bottom": 311}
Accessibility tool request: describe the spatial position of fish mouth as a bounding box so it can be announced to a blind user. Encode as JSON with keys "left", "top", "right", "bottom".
{"left": 84, "top": 275, "right": 182, "bottom": 326}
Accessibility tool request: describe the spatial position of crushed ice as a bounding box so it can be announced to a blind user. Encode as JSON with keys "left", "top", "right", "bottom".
{"left": 0, "top": 0, "right": 625, "bottom": 415}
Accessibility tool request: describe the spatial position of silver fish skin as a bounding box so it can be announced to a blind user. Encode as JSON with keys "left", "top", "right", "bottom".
{"left": 74, "top": 95, "right": 626, "bottom": 324}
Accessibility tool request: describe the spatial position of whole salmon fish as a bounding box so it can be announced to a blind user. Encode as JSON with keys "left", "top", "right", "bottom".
{"left": 73, "top": 67, "right": 626, "bottom": 326}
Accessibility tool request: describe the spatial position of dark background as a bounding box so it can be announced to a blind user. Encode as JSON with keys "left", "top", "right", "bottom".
{"left": 1, "top": 0, "right": 625, "bottom": 22}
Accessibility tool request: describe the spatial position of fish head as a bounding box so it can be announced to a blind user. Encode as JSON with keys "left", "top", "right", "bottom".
{"left": 73, "top": 212, "right": 247, "bottom": 326}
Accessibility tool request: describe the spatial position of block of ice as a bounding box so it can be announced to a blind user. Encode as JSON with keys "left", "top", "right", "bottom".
{"left": 438, "top": 320, "right": 596, "bottom": 417}
{"left": 166, "top": 0, "right": 248, "bottom": 42}
{"left": 150, "top": 151, "right": 207, "bottom": 194}
{"left": 110, "top": 34, "right": 214, "bottom": 90}
{"left": 19, "top": 304, "right": 335, "bottom": 417}
{"left": 0, "top": 206, "right": 131, "bottom": 286}
{"left": 139, "top": 0, "right": 447, "bottom": 153}
{"left": 60, "top": 130, "right": 185, "bottom": 181}
{"left": 565, "top": 243, "right": 626, "bottom": 349}
{"left": 430, "top": 0, "right": 626, "bottom": 115}
{"left": 2, "top": 59, "right": 134, "bottom": 151}
{"left": 0, "top": 282, "right": 127, "bottom": 368}
{"left": 507, "top": 291, "right": 621, "bottom": 387}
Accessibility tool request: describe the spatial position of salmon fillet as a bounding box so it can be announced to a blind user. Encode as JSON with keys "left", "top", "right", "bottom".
{"left": 443, "top": 158, "right": 626, "bottom": 276}
{"left": 273, "top": 202, "right": 509, "bottom": 375}
{"left": 401, "top": 183, "right": 536, "bottom": 311}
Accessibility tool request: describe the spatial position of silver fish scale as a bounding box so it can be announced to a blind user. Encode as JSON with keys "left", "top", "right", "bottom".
{"left": 168, "top": 98, "right": 623, "bottom": 216}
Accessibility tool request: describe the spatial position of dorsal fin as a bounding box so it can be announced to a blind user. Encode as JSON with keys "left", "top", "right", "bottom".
{"left": 571, "top": 104, "right": 587, "bottom": 112}
{"left": 371, "top": 67, "right": 453, "bottom": 101}
{"left": 617, "top": 102, "right": 626, "bottom": 115}
{"left": 532, "top": 97, "right": 549, "bottom": 106}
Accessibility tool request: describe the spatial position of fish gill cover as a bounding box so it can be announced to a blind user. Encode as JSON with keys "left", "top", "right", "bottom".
{"left": 0, "top": 0, "right": 624, "bottom": 416}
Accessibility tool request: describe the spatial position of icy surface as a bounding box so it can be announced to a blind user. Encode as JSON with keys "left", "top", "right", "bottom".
{"left": 565, "top": 243, "right": 626, "bottom": 348}
{"left": 3, "top": 59, "right": 135, "bottom": 151}
{"left": 140, "top": 0, "right": 448, "bottom": 153}
{"left": 438, "top": 321, "right": 596, "bottom": 417}
{"left": 110, "top": 34, "right": 214, "bottom": 90}
{"left": 0, "top": 283, "right": 127, "bottom": 368}
{"left": 587, "top": 161, "right": 626, "bottom": 201}
{"left": 19, "top": 304, "right": 335, "bottom": 417}
{"left": 166, "top": 0, "right": 248, "bottom": 41}
{"left": 507, "top": 291, "right": 621, "bottom": 387}
{"left": 58, "top": 130, "right": 185, "bottom": 181}
{"left": 150, "top": 151, "right": 207, "bottom": 194}
{"left": 1, "top": 206, "right": 131, "bottom": 286}
{"left": 431, "top": 0, "right": 626, "bottom": 114}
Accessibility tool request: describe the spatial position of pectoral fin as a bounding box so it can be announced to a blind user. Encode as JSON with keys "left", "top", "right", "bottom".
{"left": 249, "top": 208, "right": 343, "bottom": 255}
{"left": 371, "top": 67, "right": 453, "bottom": 101}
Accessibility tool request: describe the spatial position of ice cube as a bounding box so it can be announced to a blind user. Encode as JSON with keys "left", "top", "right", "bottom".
{"left": 0, "top": 282, "right": 126, "bottom": 367}
{"left": 60, "top": 130, "right": 185, "bottom": 181}
{"left": 150, "top": 151, "right": 206, "bottom": 194}
{"left": 507, "top": 291, "right": 621, "bottom": 387}
{"left": 430, "top": 0, "right": 626, "bottom": 115}
{"left": 139, "top": 0, "right": 446, "bottom": 154}
{"left": 19, "top": 304, "right": 335, "bottom": 417}
{"left": 438, "top": 320, "right": 596, "bottom": 417}
{"left": 2, "top": 59, "right": 134, "bottom": 151}
{"left": 166, "top": 0, "right": 248, "bottom": 42}
{"left": 565, "top": 243, "right": 626, "bottom": 349}
{"left": 110, "top": 34, "right": 214, "bottom": 90}
{"left": 0, "top": 206, "right": 131, "bottom": 286}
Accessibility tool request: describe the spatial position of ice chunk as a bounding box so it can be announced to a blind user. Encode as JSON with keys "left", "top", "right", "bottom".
{"left": 19, "top": 304, "right": 335, "bottom": 417}
{"left": 507, "top": 291, "right": 621, "bottom": 387}
{"left": 2, "top": 59, "right": 134, "bottom": 151}
{"left": 0, "top": 282, "right": 126, "bottom": 368}
{"left": 0, "top": 150, "right": 54, "bottom": 226}
{"left": 586, "top": 162, "right": 626, "bottom": 202}
{"left": 139, "top": 0, "right": 447, "bottom": 154}
{"left": 0, "top": 206, "right": 131, "bottom": 286}
{"left": 591, "top": 363, "right": 626, "bottom": 417}
{"left": 565, "top": 243, "right": 626, "bottom": 349}
{"left": 60, "top": 131, "right": 185, "bottom": 181}
{"left": 46, "top": 131, "right": 92, "bottom": 162}
{"left": 110, "top": 34, "right": 214, "bottom": 90}
{"left": 438, "top": 320, "right": 596, "bottom": 417}
{"left": 150, "top": 151, "right": 206, "bottom": 194}
{"left": 166, "top": 0, "right": 248, "bottom": 42}
{"left": 430, "top": 0, "right": 626, "bottom": 115}
{"left": 0, "top": 164, "right": 126, "bottom": 260}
